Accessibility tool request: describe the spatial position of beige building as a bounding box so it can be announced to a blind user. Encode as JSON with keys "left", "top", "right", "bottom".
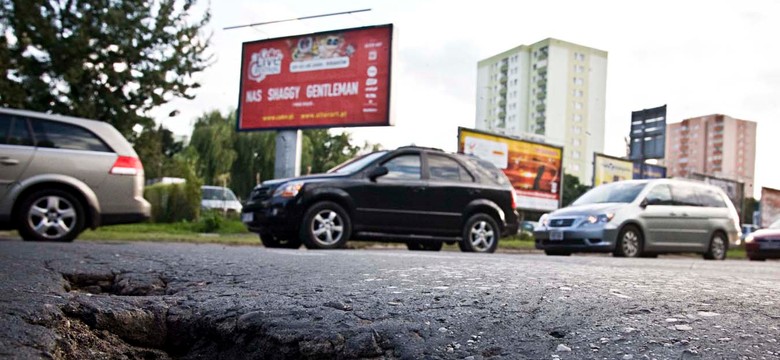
{"left": 664, "top": 114, "right": 757, "bottom": 197}
{"left": 475, "top": 38, "right": 608, "bottom": 185}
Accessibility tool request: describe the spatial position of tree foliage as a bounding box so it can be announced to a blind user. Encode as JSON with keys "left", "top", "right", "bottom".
{"left": 189, "top": 110, "right": 237, "bottom": 186}
{"left": 301, "top": 129, "right": 361, "bottom": 175}
{"left": 133, "top": 124, "right": 184, "bottom": 180}
{"left": 561, "top": 173, "right": 590, "bottom": 207}
{"left": 0, "top": 0, "right": 211, "bottom": 135}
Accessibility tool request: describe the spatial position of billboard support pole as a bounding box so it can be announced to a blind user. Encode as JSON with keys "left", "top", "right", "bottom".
{"left": 274, "top": 130, "right": 302, "bottom": 179}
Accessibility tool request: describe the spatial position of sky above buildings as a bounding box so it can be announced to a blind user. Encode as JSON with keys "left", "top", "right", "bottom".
{"left": 153, "top": 0, "right": 780, "bottom": 198}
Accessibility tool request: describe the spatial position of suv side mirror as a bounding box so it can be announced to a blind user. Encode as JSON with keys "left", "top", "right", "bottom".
{"left": 367, "top": 166, "right": 388, "bottom": 181}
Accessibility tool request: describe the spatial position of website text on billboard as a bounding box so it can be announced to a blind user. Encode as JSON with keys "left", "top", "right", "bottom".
{"left": 457, "top": 127, "right": 562, "bottom": 212}
{"left": 237, "top": 24, "right": 393, "bottom": 130}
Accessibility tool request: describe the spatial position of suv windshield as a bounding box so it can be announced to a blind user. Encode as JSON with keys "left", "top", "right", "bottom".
{"left": 327, "top": 151, "right": 387, "bottom": 174}
{"left": 572, "top": 182, "right": 646, "bottom": 205}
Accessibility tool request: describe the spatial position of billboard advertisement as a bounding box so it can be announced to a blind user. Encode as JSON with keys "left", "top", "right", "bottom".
{"left": 593, "top": 153, "right": 633, "bottom": 185}
{"left": 593, "top": 153, "right": 668, "bottom": 185}
{"left": 458, "top": 127, "right": 562, "bottom": 212}
{"left": 633, "top": 163, "right": 667, "bottom": 180}
{"left": 760, "top": 187, "right": 780, "bottom": 227}
{"left": 629, "top": 104, "right": 666, "bottom": 160}
{"left": 237, "top": 24, "right": 393, "bottom": 131}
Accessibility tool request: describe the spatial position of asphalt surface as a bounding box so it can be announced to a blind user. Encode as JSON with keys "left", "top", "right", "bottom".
{"left": 1, "top": 239, "right": 779, "bottom": 359}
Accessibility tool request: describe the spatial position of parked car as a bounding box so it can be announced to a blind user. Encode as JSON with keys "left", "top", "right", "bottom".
{"left": 534, "top": 179, "right": 740, "bottom": 260}
{"left": 241, "top": 146, "right": 519, "bottom": 252}
{"left": 740, "top": 224, "right": 759, "bottom": 245}
{"left": 0, "top": 107, "right": 151, "bottom": 242}
{"left": 744, "top": 219, "right": 780, "bottom": 261}
{"left": 201, "top": 185, "right": 242, "bottom": 214}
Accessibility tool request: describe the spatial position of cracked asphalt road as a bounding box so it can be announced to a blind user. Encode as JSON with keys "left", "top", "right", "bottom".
{"left": 1, "top": 239, "right": 779, "bottom": 359}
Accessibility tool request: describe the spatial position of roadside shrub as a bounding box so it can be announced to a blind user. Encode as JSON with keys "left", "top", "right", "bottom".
{"left": 195, "top": 210, "right": 224, "bottom": 233}
{"left": 144, "top": 183, "right": 201, "bottom": 223}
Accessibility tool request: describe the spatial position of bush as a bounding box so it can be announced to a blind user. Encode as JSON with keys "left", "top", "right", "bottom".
{"left": 144, "top": 183, "right": 201, "bottom": 223}
{"left": 195, "top": 210, "right": 224, "bottom": 233}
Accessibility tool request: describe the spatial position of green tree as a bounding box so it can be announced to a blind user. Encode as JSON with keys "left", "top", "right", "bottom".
{"left": 0, "top": 0, "right": 211, "bottom": 135}
{"left": 301, "top": 129, "right": 361, "bottom": 174}
{"left": 189, "top": 110, "right": 236, "bottom": 185}
{"left": 231, "top": 130, "right": 275, "bottom": 199}
{"left": 742, "top": 197, "right": 757, "bottom": 224}
{"left": 132, "top": 124, "right": 184, "bottom": 180}
{"left": 561, "top": 173, "right": 590, "bottom": 207}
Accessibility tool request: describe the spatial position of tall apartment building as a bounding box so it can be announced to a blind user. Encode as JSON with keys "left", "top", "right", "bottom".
{"left": 664, "top": 114, "right": 757, "bottom": 197}
{"left": 475, "top": 38, "right": 608, "bottom": 185}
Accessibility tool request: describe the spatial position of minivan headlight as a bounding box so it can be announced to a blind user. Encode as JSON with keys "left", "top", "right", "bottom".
{"left": 587, "top": 213, "right": 614, "bottom": 224}
{"left": 273, "top": 181, "right": 304, "bottom": 198}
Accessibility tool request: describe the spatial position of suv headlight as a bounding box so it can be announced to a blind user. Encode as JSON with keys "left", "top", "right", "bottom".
{"left": 586, "top": 213, "right": 614, "bottom": 224}
{"left": 539, "top": 213, "right": 549, "bottom": 227}
{"left": 273, "top": 181, "right": 304, "bottom": 198}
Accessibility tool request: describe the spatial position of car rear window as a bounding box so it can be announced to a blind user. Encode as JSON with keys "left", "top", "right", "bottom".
{"left": 464, "top": 156, "right": 510, "bottom": 186}
{"left": 428, "top": 154, "right": 474, "bottom": 182}
{"left": 30, "top": 119, "right": 111, "bottom": 152}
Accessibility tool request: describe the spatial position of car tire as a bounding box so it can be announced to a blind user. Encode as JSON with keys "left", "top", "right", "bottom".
{"left": 748, "top": 257, "right": 765, "bottom": 261}
{"left": 614, "top": 225, "right": 643, "bottom": 258}
{"left": 407, "top": 241, "right": 443, "bottom": 251}
{"left": 544, "top": 250, "right": 571, "bottom": 256}
{"left": 300, "top": 201, "right": 351, "bottom": 250}
{"left": 703, "top": 232, "right": 728, "bottom": 260}
{"left": 17, "top": 189, "right": 85, "bottom": 242}
{"left": 459, "top": 214, "right": 499, "bottom": 253}
{"left": 259, "top": 233, "right": 301, "bottom": 249}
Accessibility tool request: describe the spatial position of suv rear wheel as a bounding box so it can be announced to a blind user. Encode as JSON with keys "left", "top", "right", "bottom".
{"left": 17, "top": 189, "right": 84, "bottom": 242}
{"left": 300, "top": 201, "right": 351, "bottom": 250}
{"left": 459, "top": 214, "right": 499, "bottom": 253}
{"left": 259, "top": 232, "right": 302, "bottom": 249}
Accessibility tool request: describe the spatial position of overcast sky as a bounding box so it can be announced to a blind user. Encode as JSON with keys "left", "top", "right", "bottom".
{"left": 152, "top": 0, "right": 780, "bottom": 198}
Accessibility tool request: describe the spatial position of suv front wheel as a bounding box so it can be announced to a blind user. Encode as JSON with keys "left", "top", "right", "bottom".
{"left": 459, "top": 214, "right": 499, "bottom": 253}
{"left": 300, "top": 201, "right": 351, "bottom": 250}
{"left": 17, "top": 189, "right": 85, "bottom": 242}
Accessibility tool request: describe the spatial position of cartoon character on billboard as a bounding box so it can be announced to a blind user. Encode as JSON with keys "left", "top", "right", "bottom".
{"left": 289, "top": 34, "right": 355, "bottom": 60}
{"left": 248, "top": 48, "right": 283, "bottom": 83}
{"left": 291, "top": 36, "right": 315, "bottom": 61}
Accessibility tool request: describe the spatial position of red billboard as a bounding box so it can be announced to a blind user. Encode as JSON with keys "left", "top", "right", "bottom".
{"left": 237, "top": 24, "right": 393, "bottom": 131}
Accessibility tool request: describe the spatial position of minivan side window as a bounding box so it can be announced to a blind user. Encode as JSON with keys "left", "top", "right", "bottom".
{"left": 0, "top": 114, "right": 33, "bottom": 146}
{"left": 699, "top": 188, "right": 728, "bottom": 208}
{"left": 671, "top": 184, "right": 701, "bottom": 206}
{"left": 30, "top": 119, "right": 111, "bottom": 152}
{"left": 382, "top": 155, "right": 421, "bottom": 180}
{"left": 428, "top": 154, "right": 474, "bottom": 182}
{"left": 645, "top": 184, "right": 672, "bottom": 205}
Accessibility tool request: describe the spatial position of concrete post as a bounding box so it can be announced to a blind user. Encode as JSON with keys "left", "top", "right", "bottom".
{"left": 274, "top": 130, "right": 302, "bottom": 179}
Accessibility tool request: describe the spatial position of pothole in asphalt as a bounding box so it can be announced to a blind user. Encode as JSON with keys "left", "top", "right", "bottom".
{"left": 62, "top": 272, "right": 168, "bottom": 296}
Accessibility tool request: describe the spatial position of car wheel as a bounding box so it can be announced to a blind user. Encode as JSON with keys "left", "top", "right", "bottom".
{"left": 259, "top": 233, "right": 301, "bottom": 249}
{"left": 703, "top": 233, "right": 728, "bottom": 260}
{"left": 17, "top": 189, "right": 85, "bottom": 242}
{"left": 459, "top": 214, "right": 499, "bottom": 253}
{"left": 407, "top": 241, "right": 443, "bottom": 251}
{"left": 614, "top": 225, "right": 643, "bottom": 258}
{"left": 300, "top": 201, "right": 351, "bottom": 250}
{"left": 544, "top": 250, "right": 571, "bottom": 256}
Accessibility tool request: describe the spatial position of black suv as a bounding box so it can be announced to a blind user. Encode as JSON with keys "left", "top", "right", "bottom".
{"left": 241, "top": 146, "right": 519, "bottom": 253}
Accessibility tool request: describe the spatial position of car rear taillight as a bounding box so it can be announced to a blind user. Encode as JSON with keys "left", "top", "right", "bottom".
{"left": 511, "top": 191, "right": 518, "bottom": 209}
{"left": 110, "top": 156, "right": 143, "bottom": 176}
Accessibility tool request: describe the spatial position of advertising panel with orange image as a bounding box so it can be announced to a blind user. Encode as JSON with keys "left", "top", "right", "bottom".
{"left": 458, "top": 127, "right": 562, "bottom": 211}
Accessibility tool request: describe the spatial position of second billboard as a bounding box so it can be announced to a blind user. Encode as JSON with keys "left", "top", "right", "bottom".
{"left": 458, "top": 127, "right": 562, "bottom": 212}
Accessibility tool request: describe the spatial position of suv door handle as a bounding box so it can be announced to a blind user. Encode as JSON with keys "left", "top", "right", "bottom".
{"left": 413, "top": 187, "right": 426, "bottom": 193}
{"left": 469, "top": 189, "right": 481, "bottom": 195}
{"left": 0, "top": 157, "right": 19, "bottom": 165}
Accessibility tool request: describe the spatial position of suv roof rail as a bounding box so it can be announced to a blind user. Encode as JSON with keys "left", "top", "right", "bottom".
{"left": 397, "top": 145, "right": 444, "bottom": 152}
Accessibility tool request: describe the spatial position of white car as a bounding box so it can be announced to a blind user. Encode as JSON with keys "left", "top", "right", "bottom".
{"left": 201, "top": 186, "right": 242, "bottom": 214}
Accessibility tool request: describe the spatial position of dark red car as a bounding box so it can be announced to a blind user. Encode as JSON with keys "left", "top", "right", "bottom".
{"left": 745, "top": 219, "right": 780, "bottom": 261}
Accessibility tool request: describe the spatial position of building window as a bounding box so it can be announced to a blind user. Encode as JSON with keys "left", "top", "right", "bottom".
{"left": 573, "top": 77, "right": 584, "bottom": 85}
{"left": 572, "top": 150, "right": 581, "bottom": 159}
{"left": 575, "top": 65, "right": 585, "bottom": 73}
{"left": 573, "top": 89, "right": 583, "bottom": 97}
{"left": 575, "top": 53, "right": 586, "bottom": 61}
{"left": 573, "top": 126, "right": 582, "bottom": 134}
{"left": 573, "top": 114, "right": 582, "bottom": 122}
{"left": 572, "top": 138, "right": 581, "bottom": 147}
{"left": 574, "top": 102, "right": 583, "bottom": 110}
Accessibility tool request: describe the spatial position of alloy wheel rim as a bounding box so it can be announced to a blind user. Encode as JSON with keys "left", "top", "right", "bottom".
{"left": 470, "top": 221, "right": 495, "bottom": 251}
{"left": 27, "top": 196, "right": 76, "bottom": 239}
{"left": 712, "top": 236, "right": 726, "bottom": 259}
{"left": 622, "top": 231, "right": 639, "bottom": 257}
{"left": 311, "top": 210, "right": 343, "bottom": 246}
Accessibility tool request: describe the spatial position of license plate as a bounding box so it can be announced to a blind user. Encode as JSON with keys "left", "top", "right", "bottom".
{"left": 241, "top": 212, "right": 253, "bottom": 222}
{"left": 764, "top": 242, "right": 780, "bottom": 249}
{"left": 550, "top": 230, "right": 564, "bottom": 241}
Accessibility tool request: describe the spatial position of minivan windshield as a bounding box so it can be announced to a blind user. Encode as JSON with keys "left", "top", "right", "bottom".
{"left": 572, "top": 181, "right": 647, "bottom": 206}
{"left": 327, "top": 151, "right": 388, "bottom": 174}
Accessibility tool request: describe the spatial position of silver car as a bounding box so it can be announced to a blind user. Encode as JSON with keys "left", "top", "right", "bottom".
{"left": 534, "top": 179, "right": 740, "bottom": 260}
{"left": 0, "top": 108, "right": 151, "bottom": 242}
{"left": 201, "top": 185, "right": 243, "bottom": 214}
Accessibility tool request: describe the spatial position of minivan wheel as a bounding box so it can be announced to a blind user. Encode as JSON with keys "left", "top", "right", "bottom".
{"left": 614, "top": 225, "right": 643, "bottom": 258}
{"left": 703, "top": 233, "right": 727, "bottom": 260}
{"left": 407, "top": 241, "right": 443, "bottom": 251}
{"left": 259, "top": 233, "right": 301, "bottom": 249}
{"left": 17, "top": 189, "right": 85, "bottom": 242}
{"left": 459, "top": 214, "right": 499, "bottom": 253}
{"left": 300, "top": 201, "right": 351, "bottom": 250}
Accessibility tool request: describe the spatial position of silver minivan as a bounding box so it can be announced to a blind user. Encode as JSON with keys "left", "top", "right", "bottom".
{"left": 0, "top": 108, "right": 151, "bottom": 242}
{"left": 534, "top": 179, "right": 740, "bottom": 260}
